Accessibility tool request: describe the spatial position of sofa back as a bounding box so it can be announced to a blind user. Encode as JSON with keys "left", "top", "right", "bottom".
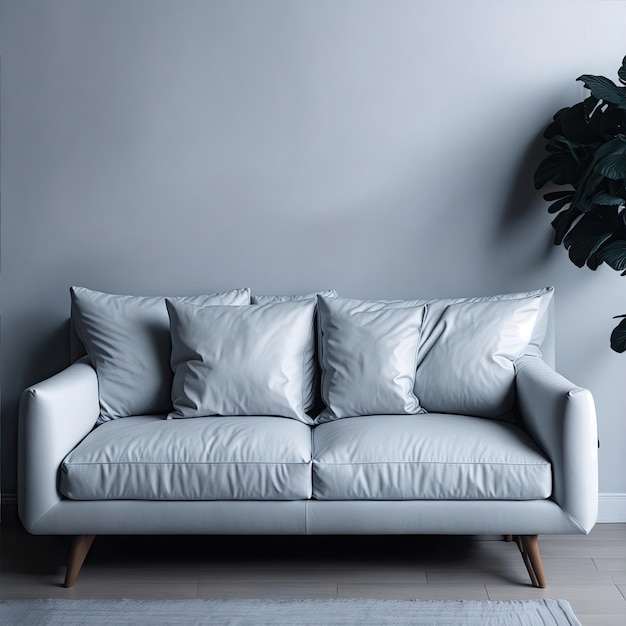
{"left": 69, "top": 288, "right": 557, "bottom": 373}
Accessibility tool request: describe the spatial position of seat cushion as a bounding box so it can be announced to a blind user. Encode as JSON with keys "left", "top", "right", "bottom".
{"left": 312, "top": 414, "right": 552, "bottom": 500}
{"left": 60, "top": 416, "right": 312, "bottom": 500}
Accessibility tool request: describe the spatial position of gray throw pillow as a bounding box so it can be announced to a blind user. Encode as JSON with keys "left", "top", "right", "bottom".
{"left": 251, "top": 290, "right": 338, "bottom": 305}
{"left": 70, "top": 286, "right": 250, "bottom": 421}
{"left": 251, "top": 290, "right": 338, "bottom": 413}
{"left": 316, "top": 295, "right": 425, "bottom": 422}
{"left": 416, "top": 287, "right": 554, "bottom": 365}
{"left": 414, "top": 296, "right": 542, "bottom": 418}
{"left": 167, "top": 298, "right": 317, "bottom": 423}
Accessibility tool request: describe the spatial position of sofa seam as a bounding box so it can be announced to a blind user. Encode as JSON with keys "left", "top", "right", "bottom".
{"left": 311, "top": 460, "right": 550, "bottom": 466}
{"left": 63, "top": 460, "right": 313, "bottom": 466}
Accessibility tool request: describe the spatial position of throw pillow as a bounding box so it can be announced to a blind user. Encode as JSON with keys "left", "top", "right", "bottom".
{"left": 414, "top": 296, "right": 542, "bottom": 417}
{"left": 417, "top": 287, "right": 554, "bottom": 365}
{"left": 167, "top": 298, "right": 317, "bottom": 423}
{"left": 70, "top": 286, "right": 250, "bottom": 421}
{"left": 316, "top": 295, "right": 425, "bottom": 422}
{"left": 251, "top": 290, "right": 338, "bottom": 413}
{"left": 251, "top": 289, "right": 338, "bottom": 305}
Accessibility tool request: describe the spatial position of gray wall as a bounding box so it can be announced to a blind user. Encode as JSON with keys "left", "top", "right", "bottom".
{"left": 1, "top": 0, "right": 625, "bottom": 509}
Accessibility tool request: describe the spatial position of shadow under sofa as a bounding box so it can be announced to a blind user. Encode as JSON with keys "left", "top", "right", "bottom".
{"left": 17, "top": 287, "right": 599, "bottom": 588}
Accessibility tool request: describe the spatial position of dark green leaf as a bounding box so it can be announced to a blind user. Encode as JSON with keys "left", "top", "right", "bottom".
{"left": 552, "top": 135, "right": 585, "bottom": 158}
{"left": 610, "top": 317, "right": 626, "bottom": 352}
{"left": 547, "top": 195, "right": 573, "bottom": 214}
{"left": 563, "top": 215, "right": 614, "bottom": 267}
{"left": 595, "top": 154, "right": 626, "bottom": 179}
{"left": 551, "top": 206, "right": 581, "bottom": 245}
{"left": 544, "top": 190, "right": 574, "bottom": 201}
{"left": 559, "top": 101, "right": 604, "bottom": 145}
{"left": 619, "top": 56, "right": 626, "bottom": 86}
{"left": 593, "top": 239, "right": 626, "bottom": 270}
{"left": 534, "top": 153, "right": 584, "bottom": 189}
{"left": 569, "top": 138, "right": 626, "bottom": 209}
{"left": 577, "top": 74, "right": 626, "bottom": 110}
{"left": 570, "top": 171, "right": 604, "bottom": 212}
{"left": 583, "top": 95, "right": 600, "bottom": 117}
{"left": 591, "top": 192, "right": 626, "bottom": 206}
{"left": 590, "top": 205, "right": 626, "bottom": 234}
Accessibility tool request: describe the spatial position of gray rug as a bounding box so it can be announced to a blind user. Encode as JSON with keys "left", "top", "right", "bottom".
{"left": 0, "top": 598, "right": 580, "bottom": 625}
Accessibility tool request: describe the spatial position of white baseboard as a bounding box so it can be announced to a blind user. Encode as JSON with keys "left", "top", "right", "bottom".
{"left": 598, "top": 493, "right": 626, "bottom": 523}
{"left": 3, "top": 492, "right": 626, "bottom": 522}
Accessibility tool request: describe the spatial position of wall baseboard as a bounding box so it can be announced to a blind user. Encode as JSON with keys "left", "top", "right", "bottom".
{"left": 3, "top": 492, "right": 626, "bottom": 522}
{"left": 598, "top": 493, "right": 626, "bottom": 523}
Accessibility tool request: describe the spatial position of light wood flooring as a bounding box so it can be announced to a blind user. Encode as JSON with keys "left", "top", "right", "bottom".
{"left": 1, "top": 506, "right": 624, "bottom": 625}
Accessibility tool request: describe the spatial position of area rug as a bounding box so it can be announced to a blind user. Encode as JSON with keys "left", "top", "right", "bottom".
{"left": 0, "top": 598, "right": 580, "bottom": 625}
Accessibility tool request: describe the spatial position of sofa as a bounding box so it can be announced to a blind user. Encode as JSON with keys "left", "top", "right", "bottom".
{"left": 18, "top": 286, "right": 599, "bottom": 589}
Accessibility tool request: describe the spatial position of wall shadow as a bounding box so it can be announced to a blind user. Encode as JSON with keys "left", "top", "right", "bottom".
{"left": 1, "top": 320, "right": 71, "bottom": 494}
{"left": 495, "top": 127, "right": 556, "bottom": 263}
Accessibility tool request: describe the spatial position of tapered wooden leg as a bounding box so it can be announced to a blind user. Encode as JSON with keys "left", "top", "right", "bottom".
{"left": 64, "top": 535, "right": 95, "bottom": 588}
{"left": 515, "top": 535, "right": 546, "bottom": 588}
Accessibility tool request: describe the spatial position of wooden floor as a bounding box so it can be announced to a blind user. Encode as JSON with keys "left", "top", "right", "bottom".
{"left": 1, "top": 506, "right": 624, "bottom": 625}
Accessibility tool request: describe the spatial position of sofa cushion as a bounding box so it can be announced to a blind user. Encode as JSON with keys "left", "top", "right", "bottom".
{"left": 316, "top": 296, "right": 425, "bottom": 422}
{"left": 414, "top": 296, "right": 542, "bottom": 418}
{"left": 167, "top": 298, "right": 317, "bottom": 423}
{"left": 60, "top": 415, "right": 313, "bottom": 500}
{"left": 70, "top": 286, "right": 250, "bottom": 422}
{"left": 251, "top": 290, "right": 338, "bottom": 413}
{"left": 416, "top": 287, "right": 554, "bottom": 360}
{"left": 312, "top": 414, "right": 552, "bottom": 500}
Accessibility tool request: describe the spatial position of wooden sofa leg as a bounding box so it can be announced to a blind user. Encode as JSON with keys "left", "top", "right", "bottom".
{"left": 64, "top": 535, "right": 95, "bottom": 588}
{"left": 515, "top": 535, "right": 546, "bottom": 588}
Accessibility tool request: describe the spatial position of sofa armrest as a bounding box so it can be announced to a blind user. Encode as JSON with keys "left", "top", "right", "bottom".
{"left": 515, "top": 354, "right": 598, "bottom": 533}
{"left": 18, "top": 358, "right": 100, "bottom": 533}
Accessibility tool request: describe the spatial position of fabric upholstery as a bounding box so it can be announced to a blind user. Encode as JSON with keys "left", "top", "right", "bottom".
{"left": 167, "top": 298, "right": 317, "bottom": 423}
{"left": 60, "top": 415, "right": 312, "bottom": 500}
{"left": 312, "top": 414, "right": 552, "bottom": 500}
{"left": 70, "top": 286, "right": 250, "bottom": 421}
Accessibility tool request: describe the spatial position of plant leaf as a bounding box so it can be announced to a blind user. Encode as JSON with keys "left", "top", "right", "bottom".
{"left": 563, "top": 215, "right": 614, "bottom": 267}
{"left": 619, "top": 56, "right": 626, "bottom": 86}
{"left": 559, "top": 100, "right": 608, "bottom": 145}
{"left": 551, "top": 206, "right": 581, "bottom": 245}
{"left": 610, "top": 317, "right": 626, "bottom": 352}
{"left": 544, "top": 190, "right": 574, "bottom": 201}
{"left": 595, "top": 154, "right": 626, "bottom": 180}
{"left": 593, "top": 239, "right": 626, "bottom": 270}
{"left": 570, "top": 138, "right": 626, "bottom": 209}
{"left": 577, "top": 74, "right": 626, "bottom": 110}
{"left": 547, "top": 195, "right": 573, "bottom": 214}
{"left": 534, "top": 153, "right": 584, "bottom": 189}
{"left": 591, "top": 192, "right": 626, "bottom": 206}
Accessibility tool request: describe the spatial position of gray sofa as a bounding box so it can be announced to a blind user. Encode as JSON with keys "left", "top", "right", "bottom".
{"left": 18, "top": 286, "right": 598, "bottom": 588}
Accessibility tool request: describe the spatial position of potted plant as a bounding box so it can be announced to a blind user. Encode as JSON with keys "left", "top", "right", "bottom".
{"left": 534, "top": 56, "right": 626, "bottom": 352}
